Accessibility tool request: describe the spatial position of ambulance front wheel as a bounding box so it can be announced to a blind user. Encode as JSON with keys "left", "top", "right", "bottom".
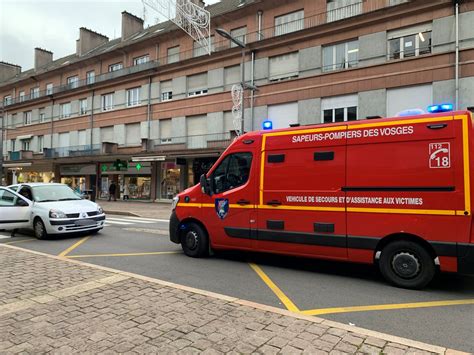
{"left": 181, "top": 223, "right": 209, "bottom": 258}
{"left": 379, "top": 240, "right": 436, "bottom": 289}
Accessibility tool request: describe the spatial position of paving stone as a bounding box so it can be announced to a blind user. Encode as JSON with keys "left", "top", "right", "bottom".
{"left": 363, "top": 337, "right": 386, "bottom": 348}
{"left": 280, "top": 344, "right": 304, "bottom": 354}
{"left": 257, "top": 344, "right": 281, "bottom": 354}
{"left": 335, "top": 341, "right": 359, "bottom": 353}
{"left": 359, "top": 343, "right": 384, "bottom": 355}
{"left": 320, "top": 333, "right": 342, "bottom": 345}
{"left": 383, "top": 346, "right": 408, "bottom": 355}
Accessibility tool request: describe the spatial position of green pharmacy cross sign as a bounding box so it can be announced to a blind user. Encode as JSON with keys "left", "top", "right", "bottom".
{"left": 135, "top": 163, "right": 142, "bottom": 171}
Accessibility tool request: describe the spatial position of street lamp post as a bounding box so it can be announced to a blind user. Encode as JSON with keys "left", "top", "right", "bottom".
{"left": 216, "top": 28, "right": 250, "bottom": 135}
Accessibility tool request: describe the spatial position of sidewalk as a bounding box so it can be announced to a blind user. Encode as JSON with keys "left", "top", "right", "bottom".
{"left": 98, "top": 200, "right": 172, "bottom": 219}
{"left": 0, "top": 244, "right": 464, "bottom": 354}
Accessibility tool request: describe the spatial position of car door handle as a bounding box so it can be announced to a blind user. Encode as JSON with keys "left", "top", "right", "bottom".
{"left": 427, "top": 123, "right": 447, "bottom": 130}
{"left": 237, "top": 199, "right": 251, "bottom": 205}
{"left": 266, "top": 200, "right": 282, "bottom": 206}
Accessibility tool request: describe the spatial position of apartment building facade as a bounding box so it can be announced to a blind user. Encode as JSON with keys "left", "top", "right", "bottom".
{"left": 1, "top": 0, "right": 473, "bottom": 201}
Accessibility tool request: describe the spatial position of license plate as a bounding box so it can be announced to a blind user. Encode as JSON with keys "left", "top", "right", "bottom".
{"left": 75, "top": 219, "right": 95, "bottom": 226}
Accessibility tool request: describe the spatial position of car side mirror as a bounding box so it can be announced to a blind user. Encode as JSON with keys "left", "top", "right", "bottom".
{"left": 200, "top": 174, "right": 211, "bottom": 196}
{"left": 16, "top": 198, "right": 29, "bottom": 207}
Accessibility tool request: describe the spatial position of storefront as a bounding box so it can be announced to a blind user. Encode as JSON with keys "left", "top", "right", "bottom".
{"left": 99, "top": 161, "right": 152, "bottom": 200}
{"left": 3, "top": 162, "right": 54, "bottom": 185}
{"left": 59, "top": 164, "right": 97, "bottom": 196}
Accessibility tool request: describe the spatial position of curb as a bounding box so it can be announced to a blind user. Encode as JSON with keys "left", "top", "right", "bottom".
{"left": 0, "top": 243, "right": 467, "bottom": 355}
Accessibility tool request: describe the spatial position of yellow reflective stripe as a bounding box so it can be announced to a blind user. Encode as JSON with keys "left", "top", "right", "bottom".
{"left": 347, "top": 116, "right": 452, "bottom": 129}
{"left": 460, "top": 115, "right": 471, "bottom": 215}
{"left": 260, "top": 135, "right": 266, "bottom": 205}
{"left": 347, "top": 207, "right": 455, "bottom": 216}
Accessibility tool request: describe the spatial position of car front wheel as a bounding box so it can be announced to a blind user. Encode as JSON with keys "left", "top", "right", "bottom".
{"left": 33, "top": 218, "right": 48, "bottom": 240}
{"left": 181, "top": 223, "right": 208, "bottom": 258}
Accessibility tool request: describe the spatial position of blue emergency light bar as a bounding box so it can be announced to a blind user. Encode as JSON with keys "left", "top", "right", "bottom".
{"left": 262, "top": 120, "right": 273, "bottom": 130}
{"left": 427, "top": 103, "right": 453, "bottom": 113}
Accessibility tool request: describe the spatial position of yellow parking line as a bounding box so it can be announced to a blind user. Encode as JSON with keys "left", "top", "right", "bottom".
{"left": 249, "top": 263, "right": 300, "bottom": 313}
{"left": 58, "top": 236, "right": 90, "bottom": 257}
{"left": 4, "top": 238, "right": 36, "bottom": 245}
{"left": 301, "top": 299, "right": 474, "bottom": 316}
{"left": 67, "top": 251, "right": 181, "bottom": 258}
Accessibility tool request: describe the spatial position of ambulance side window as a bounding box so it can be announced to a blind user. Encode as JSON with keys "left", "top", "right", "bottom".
{"left": 212, "top": 152, "right": 252, "bottom": 194}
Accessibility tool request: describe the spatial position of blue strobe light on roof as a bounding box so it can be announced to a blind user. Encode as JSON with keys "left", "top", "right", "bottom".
{"left": 427, "top": 103, "right": 453, "bottom": 113}
{"left": 262, "top": 120, "right": 273, "bottom": 130}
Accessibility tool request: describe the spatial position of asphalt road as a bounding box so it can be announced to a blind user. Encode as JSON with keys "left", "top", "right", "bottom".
{"left": 1, "top": 215, "right": 473, "bottom": 353}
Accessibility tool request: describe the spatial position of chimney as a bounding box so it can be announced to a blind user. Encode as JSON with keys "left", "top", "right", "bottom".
{"left": 34, "top": 48, "right": 53, "bottom": 70}
{"left": 77, "top": 27, "right": 109, "bottom": 56}
{"left": 0, "top": 61, "right": 21, "bottom": 83}
{"left": 121, "top": 11, "right": 144, "bottom": 41}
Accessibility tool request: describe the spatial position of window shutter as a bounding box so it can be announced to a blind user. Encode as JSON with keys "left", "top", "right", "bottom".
{"left": 78, "top": 130, "right": 87, "bottom": 146}
{"left": 186, "top": 115, "right": 206, "bottom": 136}
{"left": 388, "top": 23, "right": 432, "bottom": 39}
{"left": 167, "top": 46, "right": 180, "bottom": 63}
{"left": 161, "top": 80, "right": 172, "bottom": 93}
{"left": 224, "top": 66, "right": 241, "bottom": 88}
{"left": 267, "top": 102, "right": 298, "bottom": 129}
{"left": 269, "top": 52, "right": 299, "bottom": 80}
{"left": 58, "top": 132, "right": 70, "bottom": 147}
{"left": 386, "top": 84, "right": 432, "bottom": 117}
{"left": 160, "top": 119, "right": 172, "bottom": 139}
{"left": 100, "top": 126, "right": 114, "bottom": 143}
{"left": 224, "top": 111, "right": 235, "bottom": 132}
{"left": 125, "top": 123, "right": 141, "bottom": 145}
{"left": 187, "top": 73, "right": 208, "bottom": 92}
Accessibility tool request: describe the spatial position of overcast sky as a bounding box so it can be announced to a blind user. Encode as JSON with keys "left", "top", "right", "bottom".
{"left": 0, "top": 0, "right": 220, "bottom": 71}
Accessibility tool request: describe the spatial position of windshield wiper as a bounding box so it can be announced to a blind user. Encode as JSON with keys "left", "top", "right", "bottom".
{"left": 58, "top": 198, "right": 81, "bottom": 201}
{"left": 37, "top": 199, "right": 58, "bottom": 202}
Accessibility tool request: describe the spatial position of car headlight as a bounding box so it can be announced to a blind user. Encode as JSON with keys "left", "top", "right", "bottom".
{"left": 171, "top": 196, "right": 179, "bottom": 210}
{"left": 97, "top": 205, "right": 103, "bottom": 214}
{"left": 49, "top": 209, "right": 67, "bottom": 218}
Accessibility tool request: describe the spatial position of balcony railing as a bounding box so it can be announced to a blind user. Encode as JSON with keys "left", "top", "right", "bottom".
{"left": 1, "top": 0, "right": 412, "bottom": 108}
{"left": 43, "top": 144, "right": 101, "bottom": 158}
{"left": 2, "top": 60, "right": 160, "bottom": 108}
{"left": 8, "top": 151, "right": 21, "bottom": 161}
{"left": 150, "top": 132, "right": 235, "bottom": 151}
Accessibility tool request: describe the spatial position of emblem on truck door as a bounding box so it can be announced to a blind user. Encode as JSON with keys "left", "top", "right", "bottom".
{"left": 429, "top": 142, "right": 450, "bottom": 168}
{"left": 215, "top": 198, "right": 229, "bottom": 219}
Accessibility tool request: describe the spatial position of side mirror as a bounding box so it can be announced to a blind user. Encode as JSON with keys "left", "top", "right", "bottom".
{"left": 199, "top": 174, "right": 211, "bottom": 195}
{"left": 16, "top": 198, "right": 29, "bottom": 207}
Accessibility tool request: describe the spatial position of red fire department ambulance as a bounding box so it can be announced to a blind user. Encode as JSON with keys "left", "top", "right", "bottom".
{"left": 169, "top": 109, "right": 474, "bottom": 289}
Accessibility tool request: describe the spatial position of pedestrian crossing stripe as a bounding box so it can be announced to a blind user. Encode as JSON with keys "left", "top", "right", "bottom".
{"left": 104, "top": 216, "right": 169, "bottom": 227}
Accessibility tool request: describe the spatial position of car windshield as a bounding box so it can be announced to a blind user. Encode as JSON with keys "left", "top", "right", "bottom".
{"left": 32, "top": 185, "right": 82, "bottom": 202}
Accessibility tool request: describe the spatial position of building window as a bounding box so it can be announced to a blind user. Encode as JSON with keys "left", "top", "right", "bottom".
{"left": 274, "top": 10, "right": 304, "bottom": 36}
{"left": 30, "top": 87, "right": 40, "bottom": 99}
{"left": 38, "top": 136, "right": 44, "bottom": 153}
{"left": 187, "top": 73, "right": 208, "bottom": 97}
{"left": 388, "top": 28, "right": 432, "bottom": 60}
{"left": 39, "top": 108, "right": 45, "bottom": 123}
{"left": 230, "top": 27, "right": 247, "bottom": 48}
{"left": 23, "top": 111, "right": 32, "bottom": 125}
{"left": 327, "top": 0, "right": 362, "bottom": 23}
{"left": 101, "top": 93, "right": 114, "bottom": 111}
{"left": 322, "top": 94, "right": 358, "bottom": 123}
{"left": 3, "top": 95, "right": 12, "bottom": 106}
{"left": 79, "top": 99, "right": 87, "bottom": 115}
{"left": 60, "top": 102, "right": 71, "bottom": 118}
{"left": 193, "top": 36, "right": 214, "bottom": 57}
{"left": 269, "top": 52, "right": 299, "bottom": 81}
{"left": 108, "top": 63, "right": 123, "bottom": 72}
{"left": 19, "top": 91, "right": 25, "bottom": 102}
{"left": 161, "top": 80, "right": 172, "bottom": 101}
{"left": 22, "top": 139, "right": 30, "bottom": 151}
{"left": 160, "top": 119, "right": 172, "bottom": 144}
{"left": 322, "top": 40, "right": 359, "bottom": 72}
{"left": 67, "top": 75, "right": 79, "bottom": 89}
{"left": 46, "top": 83, "right": 53, "bottom": 95}
{"left": 86, "top": 71, "right": 95, "bottom": 84}
{"left": 167, "top": 46, "right": 180, "bottom": 64}
{"left": 133, "top": 55, "right": 149, "bottom": 66}
{"left": 11, "top": 139, "right": 16, "bottom": 152}
{"left": 126, "top": 87, "right": 141, "bottom": 107}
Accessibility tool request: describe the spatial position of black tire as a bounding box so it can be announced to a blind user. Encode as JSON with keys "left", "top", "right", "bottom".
{"left": 33, "top": 218, "right": 48, "bottom": 240}
{"left": 181, "top": 223, "right": 208, "bottom": 258}
{"left": 379, "top": 240, "right": 435, "bottom": 289}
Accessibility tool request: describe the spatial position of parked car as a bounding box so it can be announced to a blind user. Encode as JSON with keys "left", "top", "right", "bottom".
{"left": 0, "top": 183, "right": 105, "bottom": 239}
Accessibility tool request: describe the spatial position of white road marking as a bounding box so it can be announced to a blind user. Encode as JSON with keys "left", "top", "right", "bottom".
{"left": 108, "top": 216, "right": 169, "bottom": 223}
{"left": 106, "top": 217, "right": 155, "bottom": 224}
{"left": 103, "top": 220, "right": 133, "bottom": 225}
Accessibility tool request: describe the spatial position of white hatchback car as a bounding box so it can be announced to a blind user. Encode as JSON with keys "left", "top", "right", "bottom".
{"left": 0, "top": 183, "right": 105, "bottom": 239}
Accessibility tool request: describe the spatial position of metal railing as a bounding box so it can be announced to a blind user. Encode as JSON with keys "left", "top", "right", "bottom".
{"left": 2, "top": 61, "right": 160, "bottom": 108}
{"left": 150, "top": 132, "right": 234, "bottom": 151}
{"left": 43, "top": 144, "right": 101, "bottom": 158}
{"left": 8, "top": 151, "right": 21, "bottom": 161}
{"left": 1, "top": 0, "right": 412, "bottom": 108}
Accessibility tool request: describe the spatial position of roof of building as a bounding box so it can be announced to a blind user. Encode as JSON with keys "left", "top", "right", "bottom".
{"left": 0, "top": 0, "right": 259, "bottom": 88}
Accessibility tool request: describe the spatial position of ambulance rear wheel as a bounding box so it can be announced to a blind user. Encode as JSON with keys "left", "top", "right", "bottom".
{"left": 181, "top": 223, "right": 208, "bottom": 258}
{"left": 379, "top": 240, "right": 435, "bottom": 289}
